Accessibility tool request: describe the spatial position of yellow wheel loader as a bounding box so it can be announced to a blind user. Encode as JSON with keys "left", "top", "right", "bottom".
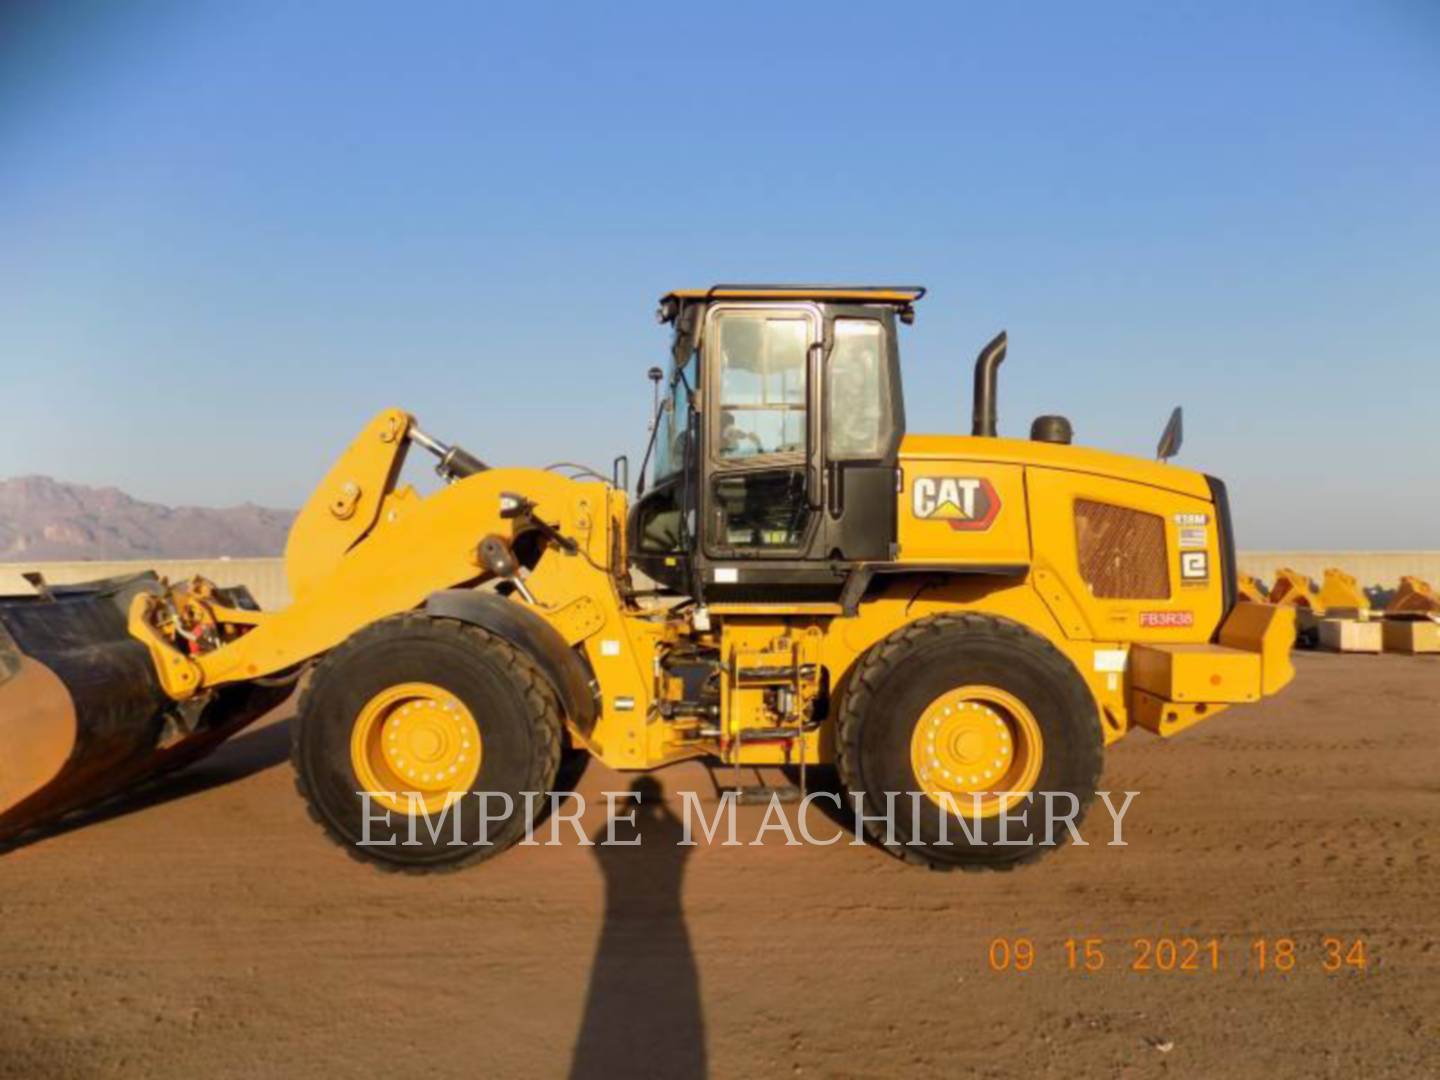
{"left": 0, "top": 286, "right": 1294, "bottom": 870}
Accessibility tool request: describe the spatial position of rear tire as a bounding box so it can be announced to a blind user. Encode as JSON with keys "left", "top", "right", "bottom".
{"left": 292, "top": 614, "right": 561, "bottom": 872}
{"left": 836, "top": 612, "right": 1103, "bottom": 871}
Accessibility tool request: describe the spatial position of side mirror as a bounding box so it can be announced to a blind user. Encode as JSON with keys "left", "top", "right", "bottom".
{"left": 1156, "top": 406, "right": 1184, "bottom": 461}
{"left": 648, "top": 366, "right": 665, "bottom": 426}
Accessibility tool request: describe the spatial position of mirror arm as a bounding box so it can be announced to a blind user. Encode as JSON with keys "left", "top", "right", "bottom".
{"left": 635, "top": 396, "right": 664, "bottom": 496}
{"left": 635, "top": 366, "right": 678, "bottom": 496}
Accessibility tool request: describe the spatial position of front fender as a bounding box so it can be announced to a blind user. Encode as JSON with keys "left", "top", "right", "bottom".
{"left": 424, "top": 590, "right": 599, "bottom": 735}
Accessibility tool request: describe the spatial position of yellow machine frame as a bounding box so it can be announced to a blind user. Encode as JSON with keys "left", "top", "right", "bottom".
{"left": 130, "top": 407, "right": 1294, "bottom": 773}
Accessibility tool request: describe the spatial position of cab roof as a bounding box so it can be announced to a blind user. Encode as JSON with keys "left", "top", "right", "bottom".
{"left": 662, "top": 284, "right": 925, "bottom": 305}
{"left": 658, "top": 284, "right": 925, "bottom": 326}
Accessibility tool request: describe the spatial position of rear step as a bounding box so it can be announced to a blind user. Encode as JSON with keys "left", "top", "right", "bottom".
{"left": 728, "top": 725, "right": 809, "bottom": 805}
{"left": 719, "top": 765, "right": 803, "bottom": 806}
{"left": 734, "top": 783, "right": 801, "bottom": 806}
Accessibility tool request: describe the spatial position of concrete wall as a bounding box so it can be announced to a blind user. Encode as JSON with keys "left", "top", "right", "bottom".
{"left": 0, "top": 558, "right": 293, "bottom": 610}
{"left": 4, "top": 552, "right": 1436, "bottom": 611}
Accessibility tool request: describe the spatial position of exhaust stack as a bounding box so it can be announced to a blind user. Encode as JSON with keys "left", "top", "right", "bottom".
{"left": 971, "top": 331, "right": 1007, "bottom": 437}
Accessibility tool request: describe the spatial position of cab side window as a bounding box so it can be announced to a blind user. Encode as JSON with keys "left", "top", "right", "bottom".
{"left": 826, "top": 319, "right": 888, "bottom": 459}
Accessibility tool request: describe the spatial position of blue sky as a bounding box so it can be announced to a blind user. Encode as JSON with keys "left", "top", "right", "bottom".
{"left": 1, "top": 0, "right": 1436, "bottom": 548}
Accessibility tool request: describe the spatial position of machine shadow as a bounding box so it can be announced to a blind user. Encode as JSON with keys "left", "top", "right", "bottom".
{"left": 569, "top": 775, "right": 706, "bottom": 1080}
{"left": 0, "top": 716, "right": 293, "bottom": 855}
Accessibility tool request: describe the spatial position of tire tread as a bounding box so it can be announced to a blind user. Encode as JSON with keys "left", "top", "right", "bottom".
{"left": 290, "top": 613, "right": 562, "bottom": 874}
{"left": 835, "top": 611, "right": 1103, "bottom": 872}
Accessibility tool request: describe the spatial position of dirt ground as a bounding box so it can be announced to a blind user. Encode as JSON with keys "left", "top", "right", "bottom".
{"left": 1, "top": 652, "right": 1436, "bottom": 1079}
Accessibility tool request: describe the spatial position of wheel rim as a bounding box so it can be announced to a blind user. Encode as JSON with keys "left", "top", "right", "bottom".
{"left": 909, "top": 684, "right": 1044, "bottom": 819}
{"left": 350, "top": 682, "right": 482, "bottom": 815}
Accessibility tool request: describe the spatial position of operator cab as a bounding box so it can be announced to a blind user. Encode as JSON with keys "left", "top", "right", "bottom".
{"left": 630, "top": 285, "right": 920, "bottom": 602}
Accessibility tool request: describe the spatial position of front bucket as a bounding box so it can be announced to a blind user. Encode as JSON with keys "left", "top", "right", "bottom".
{"left": 0, "top": 573, "right": 288, "bottom": 842}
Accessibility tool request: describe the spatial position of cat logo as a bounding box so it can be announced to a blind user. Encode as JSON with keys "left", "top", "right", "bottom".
{"left": 911, "top": 476, "right": 1000, "bottom": 531}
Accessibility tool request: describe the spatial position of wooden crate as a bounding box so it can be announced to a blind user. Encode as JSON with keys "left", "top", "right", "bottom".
{"left": 1382, "top": 619, "right": 1440, "bottom": 655}
{"left": 1317, "top": 618, "right": 1382, "bottom": 654}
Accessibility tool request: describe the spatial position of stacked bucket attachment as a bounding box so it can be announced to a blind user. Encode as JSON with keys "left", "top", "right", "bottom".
{"left": 1266, "top": 568, "right": 1321, "bottom": 647}
{"left": 1386, "top": 576, "right": 1440, "bottom": 617}
{"left": 1256, "top": 566, "right": 1440, "bottom": 655}
{"left": 1267, "top": 568, "right": 1319, "bottom": 610}
{"left": 1380, "top": 576, "right": 1440, "bottom": 654}
{"left": 0, "top": 573, "right": 288, "bottom": 844}
{"left": 1237, "top": 573, "right": 1268, "bottom": 604}
{"left": 1317, "top": 568, "right": 1370, "bottom": 618}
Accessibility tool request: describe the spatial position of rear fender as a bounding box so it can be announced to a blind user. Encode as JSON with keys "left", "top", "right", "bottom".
{"left": 424, "top": 591, "right": 599, "bottom": 735}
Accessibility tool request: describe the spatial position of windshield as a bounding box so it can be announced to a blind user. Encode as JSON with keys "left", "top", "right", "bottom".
{"left": 651, "top": 349, "right": 696, "bottom": 482}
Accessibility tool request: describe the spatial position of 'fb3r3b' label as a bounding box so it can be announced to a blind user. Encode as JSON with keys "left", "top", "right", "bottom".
{"left": 1140, "top": 610, "right": 1195, "bottom": 628}
{"left": 912, "top": 477, "right": 1001, "bottom": 531}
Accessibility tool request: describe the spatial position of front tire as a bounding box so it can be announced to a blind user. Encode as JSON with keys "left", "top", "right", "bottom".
{"left": 292, "top": 614, "right": 562, "bottom": 872}
{"left": 836, "top": 612, "right": 1103, "bottom": 871}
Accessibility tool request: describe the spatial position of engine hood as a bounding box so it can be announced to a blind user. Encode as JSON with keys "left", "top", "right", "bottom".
{"left": 899, "top": 434, "right": 1214, "bottom": 500}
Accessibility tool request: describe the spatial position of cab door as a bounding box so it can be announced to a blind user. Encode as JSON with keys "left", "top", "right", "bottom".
{"left": 701, "top": 304, "right": 821, "bottom": 560}
{"left": 817, "top": 306, "right": 904, "bottom": 561}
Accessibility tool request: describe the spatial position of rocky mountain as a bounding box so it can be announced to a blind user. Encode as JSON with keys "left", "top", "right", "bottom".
{"left": 0, "top": 476, "right": 294, "bottom": 561}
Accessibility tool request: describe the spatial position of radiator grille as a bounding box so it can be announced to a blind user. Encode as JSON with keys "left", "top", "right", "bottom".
{"left": 1074, "top": 500, "right": 1170, "bottom": 599}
